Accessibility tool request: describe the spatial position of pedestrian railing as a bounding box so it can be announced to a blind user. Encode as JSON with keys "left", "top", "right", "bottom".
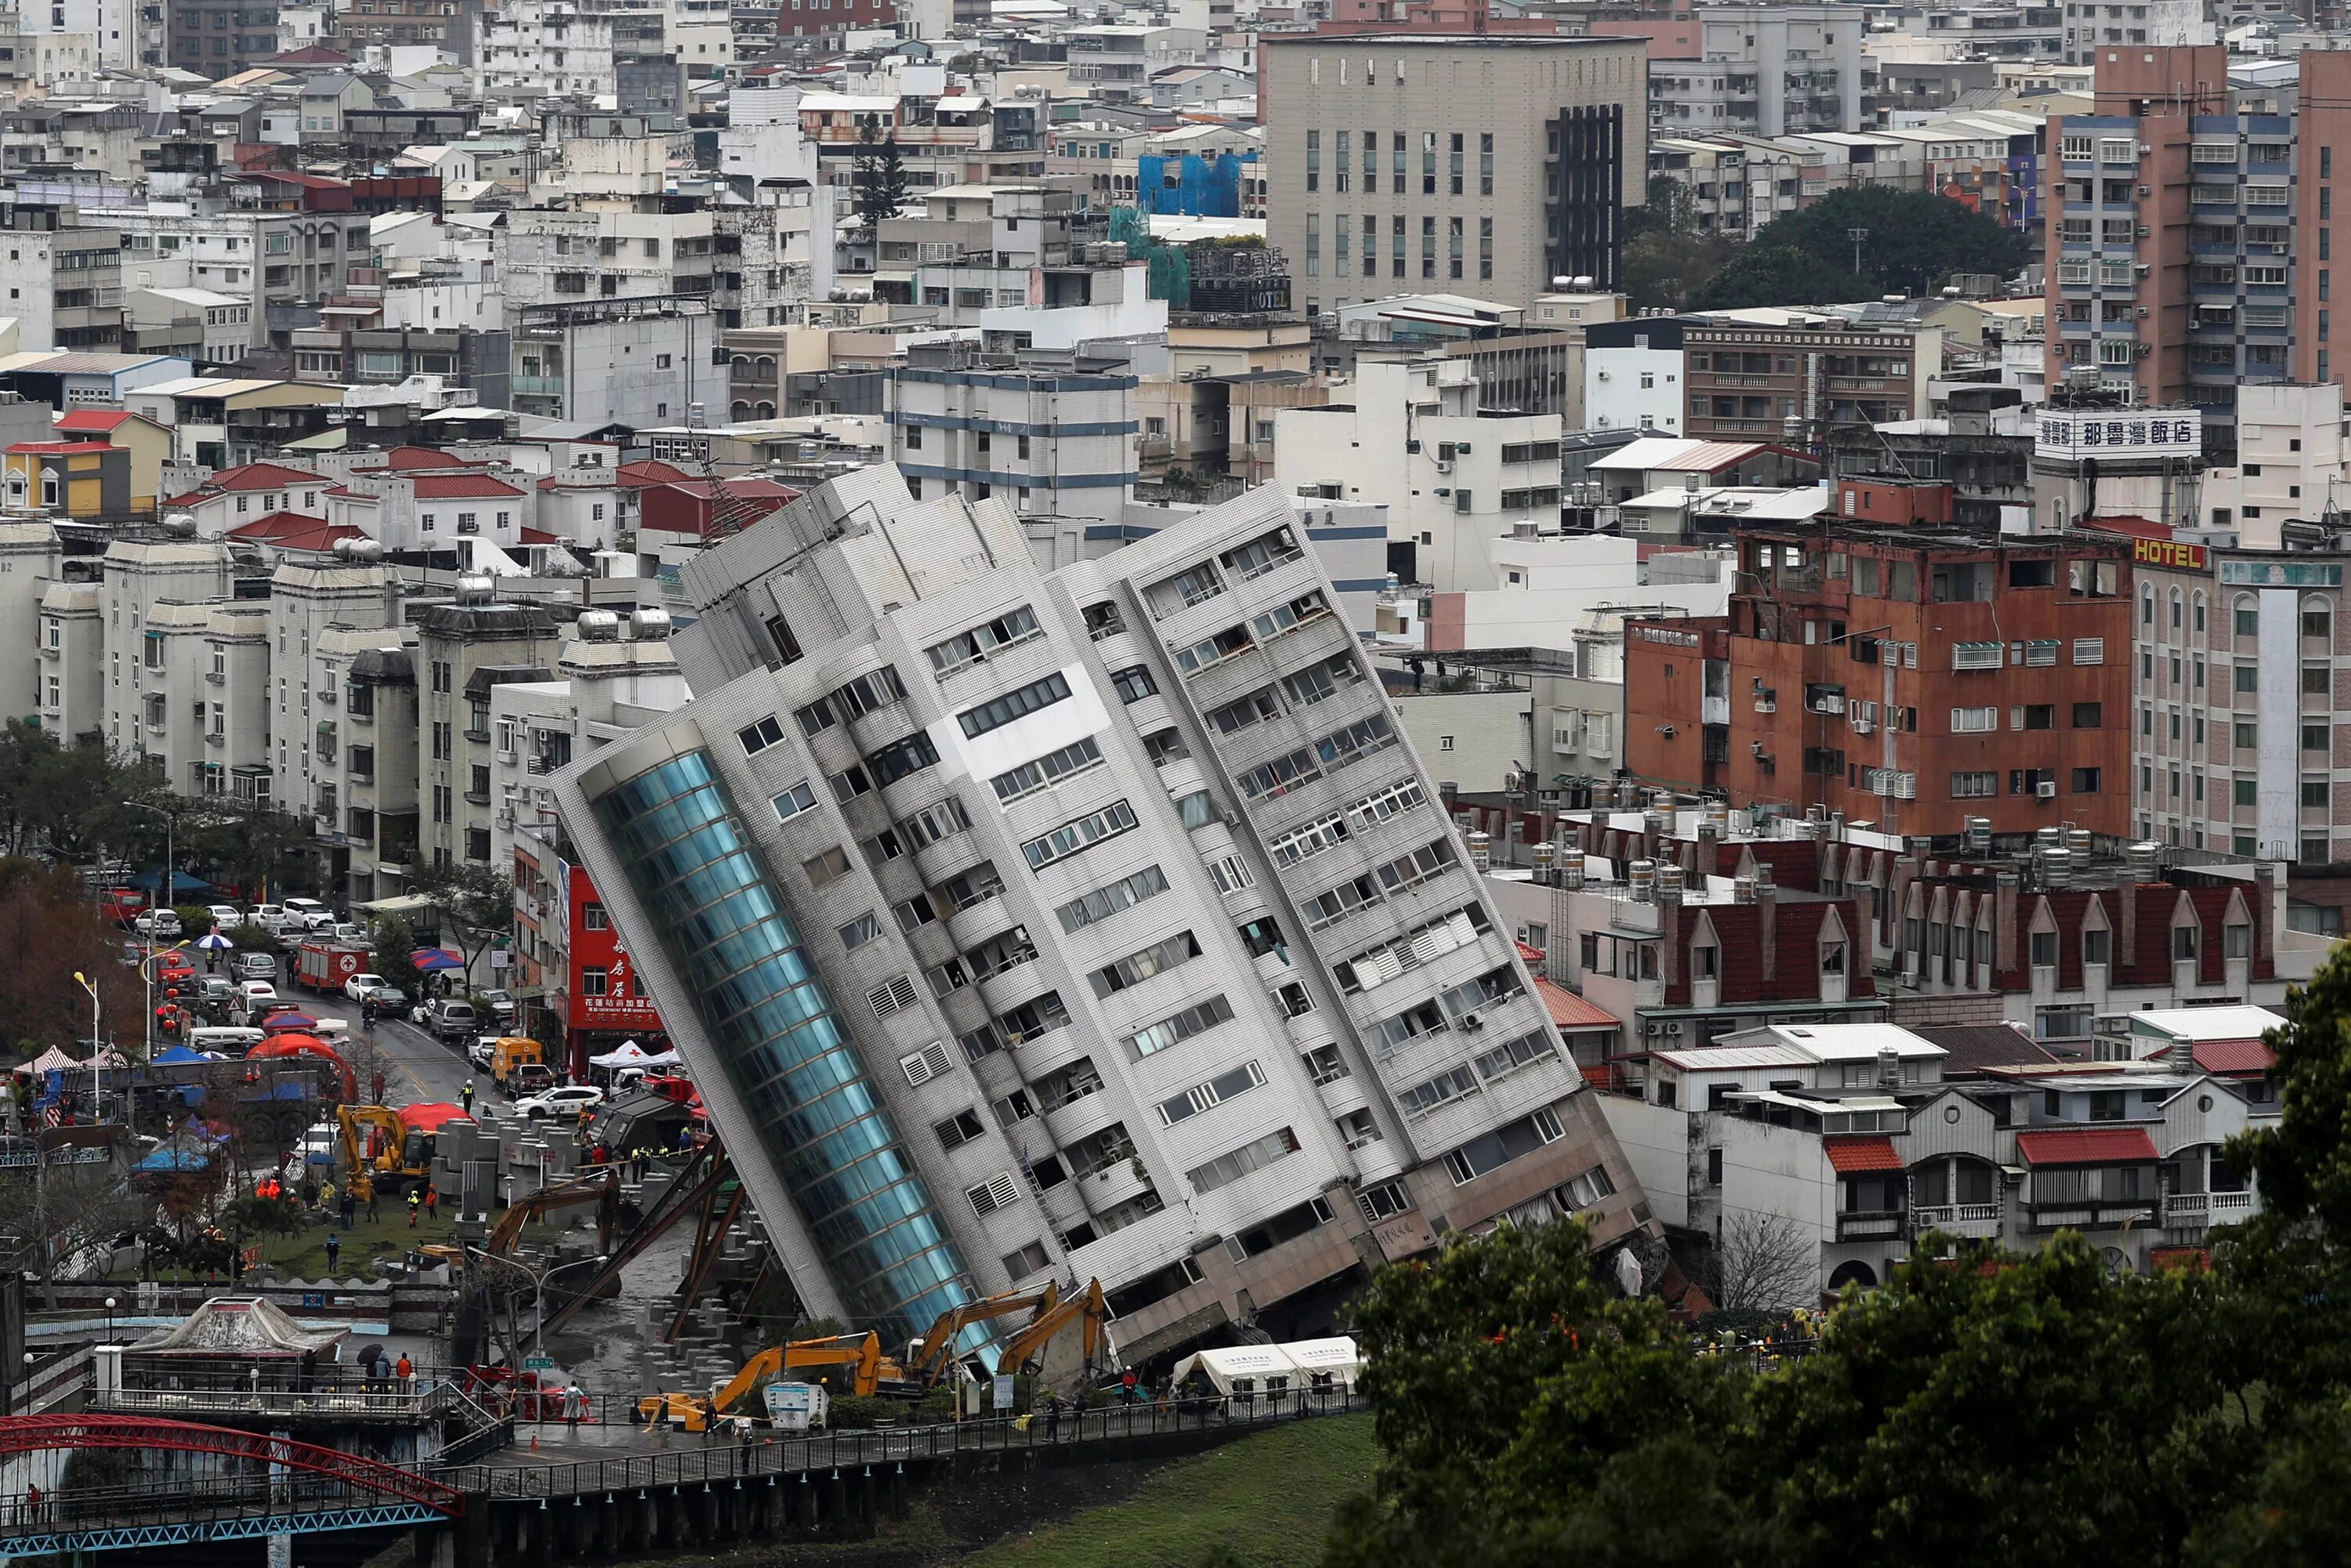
{"left": 434, "top": 1389, "right": 1367, "bottom": 1499}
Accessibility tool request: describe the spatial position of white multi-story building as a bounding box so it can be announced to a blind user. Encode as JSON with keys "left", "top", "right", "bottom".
{"left": 1273, "top": 356, "right": 1566, "bottom": 592}
{"left": 2201, "top": 383, "right": 2350, "bottom": 549}
{"left": 550, "top": 467, "right": 1655, "bottom": 1364}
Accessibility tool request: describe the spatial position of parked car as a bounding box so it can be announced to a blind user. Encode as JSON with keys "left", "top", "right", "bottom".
{"left": 468, "top": 1035, "right": 501, "bottom": 1071}
{"left": 236, "top": 950, "right": 278, "bottom": 981}
{"left": 133, "top": 908, "right": 182, "bottom": 937}
{"left": 247, "top": 904, "right": 290, "bottom": 932}
{"left": 344, "top": 972, "right": 389, "bottom": 1003}
{"left": 514, "top": 1085, "right": 604, "bottom": 1123}
{"left": 237, "top": 980, "right": 278, "bottom": 1009}
{"left": 206, "top": 904, "right": 243, "bottom": 930}
{"left": 199, "top": 976, "right": 235, "bottom": 1004}
{"left": 328, "top": 922, "right": 369, "bottom": 944}
{"left": 282, "top": 897, "right": 332, "bottom": 931}
{"left": 416, "top": 998, "right": 478, "bottom": 1040}
{"left": 475, "top": 988, "right": 516, "bottom": 1024}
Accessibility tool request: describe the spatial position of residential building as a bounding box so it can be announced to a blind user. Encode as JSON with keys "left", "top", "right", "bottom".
{"left": 1625, "top": 523, "right": 2132, "bottom": 837}
{"left": 1261, "top": 33, "right": 1646, "bottom": 312}
{"left": 2125, "top": 535, "right": 2351, "bottom": 864}
{"left": 415, "top": 590, "right": 559, "bottom": 872}
{"left": 549, "top": 467, "right": 1654, "bottom": 1365}
{"left": 885, "top": 346, "right": 1140, "bottom": 528}
{"left": 1628, "top": 7, "right": 1869, "bottom": 138}
{"left": 1272, "top": 355, "right": 1567, "bottom": 592}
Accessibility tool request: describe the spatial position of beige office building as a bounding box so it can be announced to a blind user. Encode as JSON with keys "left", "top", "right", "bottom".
{"left": 1262, "top": 34, "right": 1646, "bottom": 318}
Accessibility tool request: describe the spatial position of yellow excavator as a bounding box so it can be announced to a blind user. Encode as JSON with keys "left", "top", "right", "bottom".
{"left": 998, "top": 1277, "right": 1112, "bottom": 1383}
{"left": 636, "top": 1279, "right": 1116, "bottom": 1432}
{"left": 900, "top": 1283, "right": 1064, "bottom": 1387}
{"left": 635, "top": 1331, "right": 903, "bottom": 1432}
{"left": 335, "top": 1105, "right": 429, "bottom": 1202}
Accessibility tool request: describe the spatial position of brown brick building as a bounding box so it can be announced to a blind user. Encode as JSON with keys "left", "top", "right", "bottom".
{"left": 1624, "top": 523, "right": 2133, "bottom": 836}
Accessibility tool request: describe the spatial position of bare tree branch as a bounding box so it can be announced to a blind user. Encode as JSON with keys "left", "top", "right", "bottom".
{"left": 1708, "top": 1208, "right": 1820, "bottom": 1312}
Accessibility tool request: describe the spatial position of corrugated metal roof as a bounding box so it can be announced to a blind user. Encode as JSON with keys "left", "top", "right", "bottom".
{"left": 2014, "top": 1127, "right": 2160, "bottom": 1165}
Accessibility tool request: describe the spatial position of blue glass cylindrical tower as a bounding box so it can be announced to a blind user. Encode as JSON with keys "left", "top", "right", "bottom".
{"left": 589, "top": 749, "right": 976, "bottom": 1344}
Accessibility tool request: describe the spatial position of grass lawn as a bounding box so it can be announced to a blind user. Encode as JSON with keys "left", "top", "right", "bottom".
{"left": 967, "top": 1414, "right": 1377, "bottom": 1568}
{"left": 110, "top": 1206, "right": 464, "bottom": 1284}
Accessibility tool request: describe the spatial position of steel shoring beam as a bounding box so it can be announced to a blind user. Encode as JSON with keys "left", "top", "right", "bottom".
{"left": 527, "top": 1139, "right": 733, "bottom": 1350}
{"left": 0, "top": 1502, "right": 443, "bottom": 1555}
{"left": 665, "top": 1180, "right": 744, "bottom": 1342}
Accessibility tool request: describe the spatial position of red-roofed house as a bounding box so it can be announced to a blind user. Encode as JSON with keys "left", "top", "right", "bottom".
{"left": 164, "top": 462, "right": 336, "bottom": 540}
{"left": 342, "top": 445, "right": 486, "bottom": 475}
{"left": 224, "top": 511, "right": 370, "bottom": 560}
{"left": 54, "top": 410, "right": 170, "bottom": 513}
{"left": 637, "top": 473, "right": 800, "bottom": 543}
{"left": 326, "top": 465, "right": 531, "bottom": 552}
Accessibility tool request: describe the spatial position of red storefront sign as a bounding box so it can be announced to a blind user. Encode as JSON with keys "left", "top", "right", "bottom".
{"left": 568, "top": 864, "right": 665, "bottom": 1031}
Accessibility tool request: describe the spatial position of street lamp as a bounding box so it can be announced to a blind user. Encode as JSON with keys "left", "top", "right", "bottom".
{"left": 69, "top": 971, "right": 99, "bottom": 1124}
{"left": 121, "top": 800, "right": 176, "bottom": 1059}
{"left": 473, "top": 1249, "right": 609, "bottom": 1360}
{"left": 103, "top": 1295, "right": 115, "bottom": 1344}
{"left": 1847, "top": 226, "right": 1869, "bottom": 279}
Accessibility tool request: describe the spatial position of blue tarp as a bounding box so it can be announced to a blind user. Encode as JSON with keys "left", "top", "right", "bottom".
{"left": 150, "top": 1045, "right": 209, "bottom": 1064}
{"left": 136, "top": 1144, "right": 216, "bottom": 1172}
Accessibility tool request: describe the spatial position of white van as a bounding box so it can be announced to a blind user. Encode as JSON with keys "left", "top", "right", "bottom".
{"left": 187, "top": 1026, "right": 263, "bottom": 1052}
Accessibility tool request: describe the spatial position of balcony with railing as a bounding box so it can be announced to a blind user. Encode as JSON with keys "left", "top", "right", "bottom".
{"left": 1911, "top": 1202, "right": 2003, "bottom": 1240}
{"left": 2161, "top": 1190, "right": 2255, "bottom": 1229}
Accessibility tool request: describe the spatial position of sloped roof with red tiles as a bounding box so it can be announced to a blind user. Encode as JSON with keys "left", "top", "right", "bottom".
{"left": 1535, "top": 978, "right": 1618, "bottom": 1033}
{"left": 228, "top": 517, "right": 367, "bottom": 552}
{"left": 519, "top": 527, "right": 557, "bottom": 545}
{"left": 408, "top": 473, "right": 523, "bottom": 499}
{"left": 2189, "top": 1038, "right": 2275, "bottom": 1076}
{"left": 53, "top": 410, "right": 143, "bottom": 434}
{"left": 9, "top": 441, "right": 113, "bottom": 456}
{"left": 1824, "top": 1135, "right": 1902, "bottom": 1173}
{"left": 2015, "top": 1127, "right": 2160, "bottom": 1165}
{"left": 348, "top": 445, "right": 484, "bottom": 473}
{"left": 165, "top": 462, "right": 321, "bottom": 505}
{"left": 616, "top": 459, "right": 694, "bottom": 487}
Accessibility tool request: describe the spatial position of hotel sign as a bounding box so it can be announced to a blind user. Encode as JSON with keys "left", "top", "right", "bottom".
{"left": 2131, "top": 538, "right": 2207, "bottom": 572}
{"left": 2036, "top": 410, "right": 2203, "bottom": 462}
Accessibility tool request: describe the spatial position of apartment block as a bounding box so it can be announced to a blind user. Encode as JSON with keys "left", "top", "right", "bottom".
{"left": 1625, "top": 524, "right": 2132, "bottom": 838}
{"left": 2045, "top": 48, "right": 2351, "bottom": 462}
{"left": 1262, "top": 33, "right": 1645, "bottom": 313}
{"left": 2125, "top": 537, "right": 2351, "bottom": 864}
{"left": 415, "top": 592, "right": 560, "bottom": 872}
{"left": 1633, "top": 6, "right": 1868, "bottom": 137}
{"left": 549, "top": 467, "right": 1652, "bottom": 1364}
{"left": 884, "top": 347, "right": 1139, "bottom": 528}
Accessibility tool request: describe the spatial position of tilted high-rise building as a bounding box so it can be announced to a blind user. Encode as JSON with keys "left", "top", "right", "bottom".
{"left": 549, "top": 468, "right": 1651, "bottom": 1360}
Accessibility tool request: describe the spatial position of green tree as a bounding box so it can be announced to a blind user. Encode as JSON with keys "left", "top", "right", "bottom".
{"left": 849, "top": 114, "right": 910, "bottom": 239}
{"left": 1744, "top": 186, "right": 2026, "bottom": 298}
{"left": 1693, "top": 244, "right": 1872, "bottom": 310}
{"left": 404, "top": 861, "right": 514, "bottom": 980}
{"left": 372, "top": 913, "right": 415, "bottom": 998}
{"left": 1323, "top": 1221, "right": 1740, "bottom": 1568}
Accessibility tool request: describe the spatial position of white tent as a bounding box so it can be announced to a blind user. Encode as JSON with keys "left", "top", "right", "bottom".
{"left": 590, "top": 1041, "right": 654, "bottom": 1069}
{"left": 1170, "top": 1337, "right": 1362, "bottom": 1409}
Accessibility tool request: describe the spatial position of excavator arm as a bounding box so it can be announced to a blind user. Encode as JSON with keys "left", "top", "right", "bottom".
{"left": 484, "top": 1168, "right": 620, "bottom": 1257}
{"left": 997, "top": 1278, "right": 1111, "bottom": 1381}
{"left": 780, "top": 1331, "right": 883, "bottom": 1397}
{"left": 904, "top": 1282, "right": 1062, "bottom": 1385}
{"left": 708, "top": 1345, "right": 784, "bottom": 1414}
